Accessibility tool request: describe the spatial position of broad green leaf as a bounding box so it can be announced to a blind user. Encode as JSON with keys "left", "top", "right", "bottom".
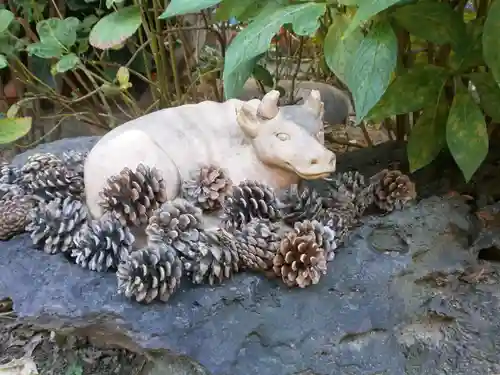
{"left": 36, "top": 17, "right": 80, "bottom": 49}
{"left": 89, "top": 6, "right": 142, "bottom": 49}
{"left": 449, "top": 18, "right": 484, "bottom": 72}
{"left": 79, "top": 15, "right": 99, "bottom": 33}
{"left": 0, "top": 54, "right": 7, "bottom": 69}
{"left": 26, "top": 42, "right": 63, "bottom": 59}
{"left": 367, "top": 65, "right": 449, "bottom": 122}
{"left": 52, "top": 53, "right": 80, "bottom": 74}
{"left": 345, "top": 21, "right": 398, "bottom": 124}
{"left": 223, "top": 56, "right": 259, "bottom": 99}
{"left": 223, "top": 3, "right": 326, "bottom": 99}
{"left": 446, "top": 82, "right": 488, "bottom": 182}
{"left": 343, "top": 0, "right": 404, "bottom": 39}
{"left": 0, "top": 9, "right": 14, "bottom": 34}
{"left": 407, "top": 94, "right": 449, "bottom": 172}
{"left": 159, "top": 0, "right": 222, "bottom": 19}
{"left": 324, "top": 13, "right": 364, "bottom": 85}
{"left": 469, "top": 71, "right": 500, "bottom": 122}
{"left": 392, "top": 2, "right": 466, "bottom": 52}
{"left": 483, "top": 0, "right": 500, "bottom": 84}
{"left": 252, "top": 64, "right": 274, "bottom": 87}
{"left": 215, "top": 0, "right": 255, "bottom": 21}
{"left": 0, "top": 117, "right": 32, "bottom": 144}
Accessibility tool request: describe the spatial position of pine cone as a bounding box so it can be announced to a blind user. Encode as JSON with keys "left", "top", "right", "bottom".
{"left": 181, "top": 230, "right": 240, "bottom": 285}
{"left": 300, "top": 219, "right": 337, "bottom": 262}
{"left": 72, "top": 213, "right": 135, "bottom": 272}
{"left": 182, "top": 165, "right": 233, "bottom": 211}
{"left": 99, "top": 163, "right": 168, "bottom": 227}
{"left": 325, "top": 171, "right": 370, "bottom": 217}
{"left": 279, "top": 184, "right": 324, "bottom": 226}
{"left": 145, "top": 198, "right": 204, "bottom": 255}
{"left": 318, "top": 207, "right": 354, "bottom": 250}
{"left": 62, "top": 150, "right": 87, "bottom": 175}
{"left": 221, "top": 180, "right": 281, "bottom": 230}
{"left": 20, "top": 152, "right": 63, "bottom": 188}
{"left": 26, "top": 196, "right": 88, "bottom": 254}
{"left": 0, "top": 162, "right": 21, "bottom": 184}
{"left": 0, "top": 183, "right": 25, "bottom": 201}
{"left": 26, "top": 164, "right": 84, "bottom": 202}
{"left": 327, "top": 171, "right": 367, "bottom": 196}
{"left": 218, "top": 218, "right": 282, "bottom": 272}
{"left": 272, "top": 220, "right": 328, "bottom": 288}
{"left": 0, "top": 194, "right": 35, "bottom": 240}
{"left": 369, "top": 169, "right": 417, "bottom": 212}
{"left": 116, "top": 242, "right": 183, "bottom": 304}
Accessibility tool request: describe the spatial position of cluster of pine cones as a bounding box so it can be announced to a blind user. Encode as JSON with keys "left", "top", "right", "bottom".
{"left": 0, "top": 153, "right": 417, "bottom": 305}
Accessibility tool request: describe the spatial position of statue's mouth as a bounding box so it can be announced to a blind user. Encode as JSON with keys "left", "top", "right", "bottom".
{"left": 296, "top": 171, "right": 332, "bottom": 180}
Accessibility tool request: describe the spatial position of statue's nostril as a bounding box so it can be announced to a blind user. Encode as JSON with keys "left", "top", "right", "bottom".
{"left": 310, "top": 158, "right": 318, "bottom": 165}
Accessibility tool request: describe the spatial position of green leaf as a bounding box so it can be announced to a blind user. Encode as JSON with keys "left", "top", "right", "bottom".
{"left": 52, "top": 53, "right": 81, "bottom": 74}
{"left": 0, "top": 117, "right": 32, "bottom": 144}
{"left": 469, "top": 71, "right": 500, "bottom": 122}
{"left": 324, "top": 13, "right": 364, "bottom": 85}
{"left": 159, "top": 0, "right": 222, "bottom": 19}
{"left": 345, "top": 21, "right": 398, "bottom": 124}
{"left": 449, "top": 18, "right": 484, "bottom": 72}
{"left": 215, "top": 0, "right": 253, "bottom": 21}
{"left": 89, "top": 5, "right": 142, "bottom": 50}
{"left": 343, "top": 0, "right": 404, "bottom": 38}
{"left": 483, "top": 0, "right": 500, "bottom": 84}
{"left": 367, "top": 65, "right": 449, "bottom": 122}
{"left": 223, "top": 56, "right": 259, "bottom": 99}
{"left": 0, "top": 54, "right": 7, "bottom": 69}
{"left": 252, "top": 63, "right": 274, "bottom": 87}
{"left": 407, "top": 94, "right": 449, "bottom": 172}
{"left": 392, "top": 2, "right": 466, "bottom": 52}
{"left": 36, "top": 17, "right": 80, "bottom": 49}
{"left": 26, "top": 42, "right": 63, "bottom": 59}
{"left": 0, "top": 9, "right": 14, "bottom": 34}
{"left": 446, "top": 82, "right": 488, "bottom": 182}
{"left": 222, "top": 2, "right": 326, "bottom": 99}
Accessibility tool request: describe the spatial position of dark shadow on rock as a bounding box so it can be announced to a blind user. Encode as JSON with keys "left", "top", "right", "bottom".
{"left": 3, "top": 137, "right": 500, "bottom": 374}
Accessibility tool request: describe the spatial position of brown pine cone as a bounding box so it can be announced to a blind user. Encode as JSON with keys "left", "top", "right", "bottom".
{"left": 182, "top": 165, "right": 233, "bottom": 212}
{"left": 218, "top": 218, "right": 282, "bottom": 272}
{"left": 0, "top": 194, "right": 35, "bottom": 240}
{"left": 99, "top": 163, "right": 168, "bottom": 227}
{"left": 221, "top": 180, "right": 282, "bottom": 230}
{"left": 369, "top": 169, "right": 417, "bottom": 212}
{"left": 272, "top": 220, "right": 328, "bottom": 288}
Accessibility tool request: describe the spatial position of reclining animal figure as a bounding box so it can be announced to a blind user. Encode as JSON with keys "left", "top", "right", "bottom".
{"left": 83, "top": 89, "right": 337, "bottom": 222}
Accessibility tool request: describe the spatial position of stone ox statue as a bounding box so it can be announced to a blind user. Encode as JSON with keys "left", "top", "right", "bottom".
{"left": 84, "top": 90, "right": 337, "bottom": 220}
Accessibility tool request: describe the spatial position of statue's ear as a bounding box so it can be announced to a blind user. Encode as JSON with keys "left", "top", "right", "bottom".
{"left": 237, "top": 103, "right": 261, "bottom": 138}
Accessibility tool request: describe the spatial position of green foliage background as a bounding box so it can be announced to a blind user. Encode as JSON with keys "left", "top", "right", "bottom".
{"left": 0, "top": 0, "right": 498, "bottom": 184}
{"left": 162, "top": 0, "right": 499, "bottom": 183}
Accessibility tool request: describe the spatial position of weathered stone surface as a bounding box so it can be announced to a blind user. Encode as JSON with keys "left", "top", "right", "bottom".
{"left": 3, "top": 137, "right": 500, "bottom": 375}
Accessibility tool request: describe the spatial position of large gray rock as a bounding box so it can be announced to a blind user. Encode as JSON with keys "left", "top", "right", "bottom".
{"left": 3, "top": 137, "right": 500, "bottom": 375}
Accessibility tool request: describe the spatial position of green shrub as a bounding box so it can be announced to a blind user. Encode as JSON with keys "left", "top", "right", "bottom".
{"left": 161, "top": 0, "right": 499, "bottom": 182}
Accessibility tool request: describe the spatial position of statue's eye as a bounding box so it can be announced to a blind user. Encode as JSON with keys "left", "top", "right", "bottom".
{"left": 276, "top": 133, "right": 290, "bottom": 141}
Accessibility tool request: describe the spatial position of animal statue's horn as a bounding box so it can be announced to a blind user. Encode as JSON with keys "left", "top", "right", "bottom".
{"left": 303, "top": 89, "right": 324, "bottom": 118}
{"left": 257, "top": 90, "right": 280, "bottom": 119}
